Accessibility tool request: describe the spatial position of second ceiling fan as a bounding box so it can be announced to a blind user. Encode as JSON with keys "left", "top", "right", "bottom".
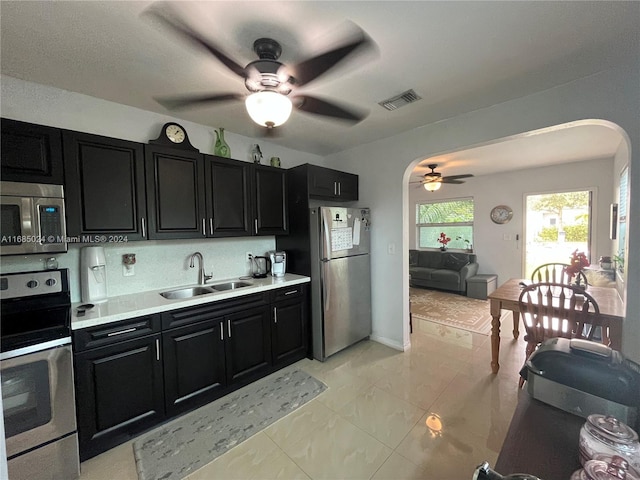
{"left": 412, "top": 164, "right": 474, "bottom": 191}
{"left": 146, "top": 4, "right": 376, "bottom": 131}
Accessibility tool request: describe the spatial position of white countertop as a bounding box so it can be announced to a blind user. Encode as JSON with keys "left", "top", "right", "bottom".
{"left": 71, "top": 274, "right": 310, "bottom": 330}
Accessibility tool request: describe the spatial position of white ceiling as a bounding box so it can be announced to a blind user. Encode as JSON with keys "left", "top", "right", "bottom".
{"left": 1, "top": 1, "right": 637, "bottom": 172}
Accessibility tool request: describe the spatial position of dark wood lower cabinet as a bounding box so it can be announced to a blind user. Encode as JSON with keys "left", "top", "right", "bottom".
{"left": 272, "top": 298, "right": 308, "bottom": 367}
{"left": 74, "top": 334, "right": 165, "bottom": 461}
{"left": 225, "top": 306, "right": 272, "bottom": 384}
{"left": 73, "top": 285, "right": 308, "bottom": 461}
{"left": 162, "top": 320, "right": 227, "bottom": 417}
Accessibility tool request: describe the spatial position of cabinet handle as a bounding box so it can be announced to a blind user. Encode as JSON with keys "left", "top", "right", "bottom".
{"left": 274, "top": 306, "right": 278, "bottom": 324}
{"left": 202, "top": 218, "right": 206, "bottom": 236}
{"left": 338, "top": 182, "right": 341, "bottom": 196}
{"left": 155, "top": 338, "right": 160, "bottom": 361}
{"left": 227, "top": 319, "right": 232, "bottom": 338}
{"left": 284, "top": 290, "right": 298, "bottom": 295}
{"left": 334, "top": 181, "right": 337, "bottom": 195}
{"left": 254, "top": 218, "right": 258, "bottom": 234}
{"left": 220, "top": 322, "right": 224, "bottom": 340}
{"left": 209, "top": 218, "right": 214, "bottom": 236}
{"left": 107, "top": 327, "right": 137, "bottom": 337}
{"left": 141, "top": 217, "right": 146, "bottom": 238}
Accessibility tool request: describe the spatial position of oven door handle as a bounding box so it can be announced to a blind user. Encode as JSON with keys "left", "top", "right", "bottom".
{"left": 0, "top": 337, "right": 71, "bottom": 361}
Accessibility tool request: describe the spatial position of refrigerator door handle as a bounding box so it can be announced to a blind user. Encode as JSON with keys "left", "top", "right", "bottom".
{"left": 320, "top": 208, "right": 331, "bottom": 261}
{"left": 321, "top": 260, "right": 330, "bottom": 313}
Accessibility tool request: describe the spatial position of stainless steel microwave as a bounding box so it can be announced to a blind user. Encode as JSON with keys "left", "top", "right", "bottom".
{"left": 1, "top": 181, "right": 67, "bottom": 255}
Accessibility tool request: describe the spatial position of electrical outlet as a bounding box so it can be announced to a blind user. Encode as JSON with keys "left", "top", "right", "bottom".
{"left": 246, "top": 252, "right": 252, "bottom": 262}
{"left": 123, "top": 264, "right": 135, "bottom": 277}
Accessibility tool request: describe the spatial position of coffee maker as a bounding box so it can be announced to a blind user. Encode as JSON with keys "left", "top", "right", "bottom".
{"left": 269, "top": 251, "right": 286, "bottom": 278}
{"left": 80, "top": 246, "right": 108, "bottom": 303}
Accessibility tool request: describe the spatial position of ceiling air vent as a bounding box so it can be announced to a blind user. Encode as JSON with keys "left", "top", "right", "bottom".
{"left": 378, "top": 89, "right": 421, "bottom": 111}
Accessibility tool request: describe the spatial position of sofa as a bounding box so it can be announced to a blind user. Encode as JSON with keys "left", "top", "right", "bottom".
{"left": 409, "top": 249, "right": 479, "bottom": 294}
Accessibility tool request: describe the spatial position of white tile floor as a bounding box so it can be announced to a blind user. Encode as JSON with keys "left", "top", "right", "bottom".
{"left": 79, "top": 318, "right": 527, "bottom": 480}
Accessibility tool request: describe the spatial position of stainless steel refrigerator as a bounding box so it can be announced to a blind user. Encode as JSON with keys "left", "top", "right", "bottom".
{"left": 309, "top": 206, "right": 372, "bottom": 361}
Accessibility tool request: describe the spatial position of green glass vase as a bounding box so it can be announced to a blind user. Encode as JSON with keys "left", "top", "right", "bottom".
{"left": 214, "top": 128, "right": 231, "bottom": 158}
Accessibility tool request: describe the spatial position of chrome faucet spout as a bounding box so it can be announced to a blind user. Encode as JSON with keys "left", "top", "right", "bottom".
{"left": 189, "top": 252, "right": 213, "bottom": 285}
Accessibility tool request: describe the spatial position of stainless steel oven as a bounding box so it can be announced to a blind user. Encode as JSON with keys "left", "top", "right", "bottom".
{"left": 0, "top": 181, "right": 67, "bottom": 256}
{"left": 1, "top": 269, "right": 79, "bottom": 480}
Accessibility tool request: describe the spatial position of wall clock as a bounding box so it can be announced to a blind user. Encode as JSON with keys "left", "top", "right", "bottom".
{"left": 148, "top": 122, "right": 198, "bottom": 151}
{"left": 490, "top": 205, "right": 513, "bottom": 224}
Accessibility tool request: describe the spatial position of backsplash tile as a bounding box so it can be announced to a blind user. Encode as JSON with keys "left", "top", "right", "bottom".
{"left": 1, "top": 237, "right": 276, "bottom": 303}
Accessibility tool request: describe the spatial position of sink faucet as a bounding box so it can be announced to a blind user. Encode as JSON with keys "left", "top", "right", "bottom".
{"left": 189, "top": 252, "right": 213, "bottom": 285}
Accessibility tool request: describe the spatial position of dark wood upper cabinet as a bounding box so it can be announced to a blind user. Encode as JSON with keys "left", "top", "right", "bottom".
{"left": 306, "top": 164, "right": 358, "bottom": 201}
{"left": 1, "top": 118, "right": 64, "bottom": 184}
{"left": 204, "top": 155, "right": 252, "bottom": 237}
{"left": 63, "top": 131, "right": 147, "bottom": 240}
{"left": 254, "top": 165, "right": 288, "bottom": 235}
{"left": 144, "top": 145, "right": 206, "bottom": 239}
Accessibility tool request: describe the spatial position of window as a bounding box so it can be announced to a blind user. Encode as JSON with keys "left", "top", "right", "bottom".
{"left": 416, "top": 198, "right": 474, "bottom": 249}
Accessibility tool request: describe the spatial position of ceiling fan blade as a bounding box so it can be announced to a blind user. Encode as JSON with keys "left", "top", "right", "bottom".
{"left": 144, "top": 6, "right": 247, "bottom": 79}
{"left": 293, "top": 95, "right": 368, "bottom": 123}
{"left": 441, "top": 179, "right": 466, "bottom": 184}
{"left": 443, "top": 174, "right": 474, "bottom": 181}
{"left": 154, "top": 93, "right": 244, "bottom": 110}
{"left": 290, "top": 24, "right": 373, "bottom": 87}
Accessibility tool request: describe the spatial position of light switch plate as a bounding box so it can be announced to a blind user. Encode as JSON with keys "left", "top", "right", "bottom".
{"left": 123, "top": 265, "right": 135, "bottom": 276}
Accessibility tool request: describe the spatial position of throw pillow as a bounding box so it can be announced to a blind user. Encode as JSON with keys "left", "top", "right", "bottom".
{"left": 443, "top": 253, "right": 469, "bottom": 271}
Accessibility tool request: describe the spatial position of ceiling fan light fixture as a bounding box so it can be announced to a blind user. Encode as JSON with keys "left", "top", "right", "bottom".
{"left": 424, "top": 181, "right": 442, "bottom": 192}
{"left": 245, "top": 91, "right": 292, "bottom": 128}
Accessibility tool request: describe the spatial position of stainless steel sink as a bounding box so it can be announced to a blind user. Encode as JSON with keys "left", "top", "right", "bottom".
{"left": 160, "top": 286, "right": 215, "bottom": 299}
{"left": 211, "top": 281, "right": 252, "bottom": 291}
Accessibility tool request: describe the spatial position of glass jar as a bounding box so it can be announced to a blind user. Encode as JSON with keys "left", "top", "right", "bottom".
{"left": 579, "top": 415, "right": 640, "bottom": 471}
{"left": 571, "top": 456, "right": 640, "bottom": 480}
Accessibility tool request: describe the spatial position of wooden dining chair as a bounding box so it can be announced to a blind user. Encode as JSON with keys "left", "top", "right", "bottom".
{"left": 531, "top": 263, "right": 589, "bottom": 286}
{"left": 517, "top": 282, "right": 606, "bottom": 388}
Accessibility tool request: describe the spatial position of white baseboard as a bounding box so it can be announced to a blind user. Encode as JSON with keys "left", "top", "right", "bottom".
{"left": 370, "top": 333, "right": 407, "bottom": 351}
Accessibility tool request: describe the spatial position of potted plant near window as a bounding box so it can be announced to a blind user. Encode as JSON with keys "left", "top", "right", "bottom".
{"left": 613, "top": 251, "right": 624, "bottom": 273}
{"left": 437, "top": 232, "right": 451, "bottom": 251}
{"left": 564, "top": 249, "right": 590, "bottom": 291}
{"left": 456, "top": 236, "right": 473, "bottom": 253}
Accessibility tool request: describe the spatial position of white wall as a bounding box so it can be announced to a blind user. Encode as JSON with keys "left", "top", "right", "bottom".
{"left": 0, "top": 75, "right": 326, "bottom": 303}
{"left": 408, "top": 158, "right": 615, "bottom": 284}
{"left": 0, "top": 75, "right": 323, "bottom": 169}
{"left": 325, "top": 63, "right": 640, "bottom": 363}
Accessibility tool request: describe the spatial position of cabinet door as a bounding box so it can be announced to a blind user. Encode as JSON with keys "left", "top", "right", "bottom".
{"left": 205, "top": 155, "right": 251, "bottom": 237}
{"left": 307, "top": 164, "right": 338, "bottom": 198}
{"left": 225, "top": 306, "right": 272, "bottom": 384}
{"left": 63, "top": 131, "right": 147, "bottom": 239}
{"left": 336, "top": 171, "right": 359, "bottom": 201}
{"left": 306, "top": 164, "right": 359, "bottom": 201}
{"left": 1, "top": 118, "right": 64, "bottom": 184}
{"left": 253, "top": 165, "right": 288, "bottom": 235}
{"left": 272, "top": 297, "right": 308, "bottom": 367}
{"left": 163, "top": 320, "right": 227, "bottom": 416}
{"left": 145, "top": 145, "right": 206, "bottom": 239}
{"left": 74, "top": 335, "right": 164, "bottom": 461}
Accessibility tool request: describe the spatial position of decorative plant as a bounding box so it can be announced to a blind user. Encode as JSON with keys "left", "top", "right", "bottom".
{"left": 564, "top": 249, "right": 590, "bottom": 284}
{"left": 456, "top": 235, "right": 472, "bottom": 250}
{"left": 613, "top": 251, "right": 625, "bottom": 273}
{"left": 437, "top": 232, "right": 451, "bottom": 249}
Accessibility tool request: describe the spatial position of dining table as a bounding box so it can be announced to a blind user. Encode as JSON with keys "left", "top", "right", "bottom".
{"left": 487, "top": 278, "right": 624, "bottom": 373}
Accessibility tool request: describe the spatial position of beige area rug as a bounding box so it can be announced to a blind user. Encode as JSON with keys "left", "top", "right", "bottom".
{"left": 410, "top": 287, "right": 497, "bottom": 335}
